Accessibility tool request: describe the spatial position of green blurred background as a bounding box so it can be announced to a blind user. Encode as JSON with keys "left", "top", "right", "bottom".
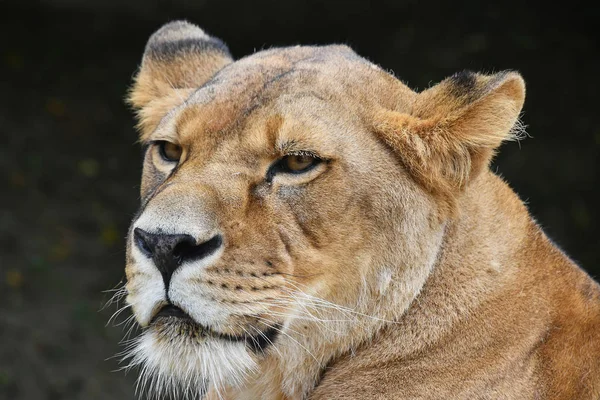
{"left": 0, "top": 1, "right": 598, "bottom": 399}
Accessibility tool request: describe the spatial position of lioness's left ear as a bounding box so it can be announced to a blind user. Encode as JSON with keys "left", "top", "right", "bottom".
{"left": 376, "top": 70, "right": 525, "bottom": 197}
{"left": 129, "top": 21, "right": 233, "bottom": 138}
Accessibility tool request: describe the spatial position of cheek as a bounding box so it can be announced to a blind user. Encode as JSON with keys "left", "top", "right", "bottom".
{"left": 289, "top": 175, "right": 363, "bottom": 238}
{"left": 268, "top": 173, "right": 371, "bottom": 276}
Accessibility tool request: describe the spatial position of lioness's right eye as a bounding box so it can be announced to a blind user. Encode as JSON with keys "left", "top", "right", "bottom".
{"left": 157, "top": 141, "right": 182, "bottom": 163}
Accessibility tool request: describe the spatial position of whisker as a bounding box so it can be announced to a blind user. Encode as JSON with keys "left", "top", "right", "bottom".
{"left": 106, "top": 303, "right": 133, "bottom": 327}
{"left": 100, "top": 285, "right": 128, "bottom": 312}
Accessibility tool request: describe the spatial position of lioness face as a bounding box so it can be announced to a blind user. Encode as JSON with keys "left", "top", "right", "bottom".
{"left": 123, "top": 22, "right": 524, "bottom": 398}
{"left": 124, "top": 51, "right": 435, "bottom": 396}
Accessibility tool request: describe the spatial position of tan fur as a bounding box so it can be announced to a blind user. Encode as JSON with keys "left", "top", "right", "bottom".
{"left": 123, "top": 21, "right": 600, "bottom": 399}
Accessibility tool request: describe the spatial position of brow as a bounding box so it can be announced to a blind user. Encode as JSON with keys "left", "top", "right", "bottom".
{"left": 143, "top": 113, "right": 180, "bottom": 144}
{"left": 276, "top": 138, "right": 328, "bottom": 161}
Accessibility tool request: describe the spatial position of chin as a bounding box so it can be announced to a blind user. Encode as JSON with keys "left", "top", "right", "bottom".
{"left": 122, "top": 311, "right": 258, "bottom": 399}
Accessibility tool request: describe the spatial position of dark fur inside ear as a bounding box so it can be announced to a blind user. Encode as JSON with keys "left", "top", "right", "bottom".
{"left": 376, "top": 71, "right": 526, "bottom": 216}
{"left": 128, "top": 21, "right": 234, "bottom": 136}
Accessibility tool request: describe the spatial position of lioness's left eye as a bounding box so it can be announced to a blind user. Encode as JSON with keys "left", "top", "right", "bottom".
{"left": 277, "top": 154, "right": 320, "bottom": 174}
{"left": 267, "top": 153, "right": 322, "bottom": 181}
{"left": 284, "top": 155, "right": 316, "bottom": 172}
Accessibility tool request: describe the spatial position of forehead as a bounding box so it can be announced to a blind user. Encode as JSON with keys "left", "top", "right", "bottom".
{"left": 151, "top": 45, "right": 411, "bottom": 148}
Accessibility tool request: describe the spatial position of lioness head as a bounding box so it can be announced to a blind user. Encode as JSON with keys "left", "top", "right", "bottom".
{"left": 122, "top": 21, "right": 525, "bottom": 398}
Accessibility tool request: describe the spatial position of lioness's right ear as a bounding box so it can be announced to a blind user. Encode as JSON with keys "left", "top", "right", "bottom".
{"left": 375, "top": 71, "right": 525, "bottom": 216}
{"left": 128, "top": 21, "right": 233, "bottom": 138}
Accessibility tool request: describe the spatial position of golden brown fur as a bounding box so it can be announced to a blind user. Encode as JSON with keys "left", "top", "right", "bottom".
{"left": 122, "top": 21, "right": 600, "bottom": 399}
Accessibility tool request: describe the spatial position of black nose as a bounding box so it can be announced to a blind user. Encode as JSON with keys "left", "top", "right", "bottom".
{"left": 133, "top": 228, "right": 223, "bottom": 288}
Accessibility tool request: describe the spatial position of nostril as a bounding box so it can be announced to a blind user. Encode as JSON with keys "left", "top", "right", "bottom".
{"left": 134, "top": 228, "right": 154, "bottom": 257}
{"left": 172, "top": 247, "right": 183, "bottom": 264}
{"left": 173, "top": 237, "right": 196, "bottom": 256}
{"left": 132, "top": 228, "right": 223, "bottom": 290}
{"left": 176, "top": 234, "right": 223, "bottom": 264}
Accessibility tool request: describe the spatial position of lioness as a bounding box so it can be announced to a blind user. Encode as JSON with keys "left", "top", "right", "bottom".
{"left": 121, "top": 21, "right": 600, "bottom": 399}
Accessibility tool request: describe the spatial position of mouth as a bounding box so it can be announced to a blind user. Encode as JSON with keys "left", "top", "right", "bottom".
{"left": 149, "top": 304, "right": 281, "bottom": 353}
{"left": 152, "top": 304, "right": 196, "bottom": 323}
{"left": 150, "top": 304, "right": 208, "bottom": 340}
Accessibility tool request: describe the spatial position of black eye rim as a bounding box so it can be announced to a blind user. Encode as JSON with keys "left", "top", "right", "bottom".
{"left": 155, "top": 140, "right": 181, "bottom": 163}
{"left": 266, "top": 153, "right": 323, "bottom": 182}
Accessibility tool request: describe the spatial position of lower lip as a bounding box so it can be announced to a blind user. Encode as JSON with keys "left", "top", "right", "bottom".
{"left": 151, "top": 316, "right": 208, "bottom": 339}
{"left": 149, "top": 306, "right": 264, "bottom": 345}
{"left": 150, "top": 313, "right": 281, "bottom": 353}
{"left": 151, "top": 304, "right": 193, "bottom": 321}
{"left": 150, "top": 305, "right": 210, "bottom": 336}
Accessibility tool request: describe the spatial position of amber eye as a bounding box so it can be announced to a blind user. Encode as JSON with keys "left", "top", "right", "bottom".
{"left": 157, "top": 141, "right": 182, "bottom": 163}
{"left": 284, "top": 154, "right": 316, "bottom": 172}
{"left": 266, "top": 153, "right": 321, "bottom": 181}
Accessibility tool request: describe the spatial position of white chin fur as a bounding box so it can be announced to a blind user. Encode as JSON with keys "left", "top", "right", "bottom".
{"left": 123, "top": 327, "right": 257, "bottom": 399}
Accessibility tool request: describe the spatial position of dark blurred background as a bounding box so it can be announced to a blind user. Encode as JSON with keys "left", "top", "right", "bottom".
{"left": 0, "top": 0, "right": 598, "bottom": 399}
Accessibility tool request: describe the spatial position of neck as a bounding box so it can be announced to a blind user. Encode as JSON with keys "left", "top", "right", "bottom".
{"left": 380, "top": 172, "right": 532, "bottom": 357}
